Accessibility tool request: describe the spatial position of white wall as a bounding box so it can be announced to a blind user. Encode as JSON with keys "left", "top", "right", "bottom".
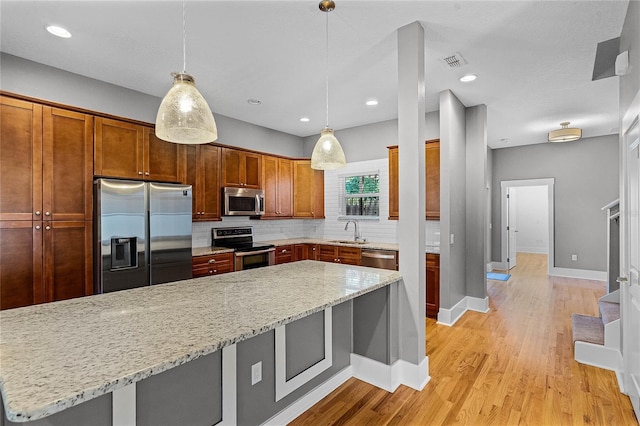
{"left": 514, "top": 186, "right": 549, "bottom": 254}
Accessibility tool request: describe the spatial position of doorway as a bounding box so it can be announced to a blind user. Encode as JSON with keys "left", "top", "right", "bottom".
{"left": 500, "top": 179, "right": 555, "bottom": 275}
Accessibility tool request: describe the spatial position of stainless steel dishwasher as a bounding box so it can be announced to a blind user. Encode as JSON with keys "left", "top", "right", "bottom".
{"left": 360, "top": 249, "right": 398, "bottom": 270}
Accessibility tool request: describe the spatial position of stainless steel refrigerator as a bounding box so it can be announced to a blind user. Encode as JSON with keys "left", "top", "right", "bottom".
{"left": 94, "top": 178, "right": 193, "bottom": 293}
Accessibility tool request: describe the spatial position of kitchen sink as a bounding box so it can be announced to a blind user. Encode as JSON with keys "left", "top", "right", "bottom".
{"left": 328, "top": 240, "right": 369, "bottom": 245}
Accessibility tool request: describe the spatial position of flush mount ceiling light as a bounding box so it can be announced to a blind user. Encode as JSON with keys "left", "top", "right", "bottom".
{"left": 46, "top": 25, "right": 71, "bottom": 38}
{"left": 548, "top": 121, "right": 582, "bottom": 142}
{"left": 155, "top": 1, "right": 217, "bottom": 144}
{"left": 366, "top": 99, "right": 379, "bottom": 106}
{"left": 300, "top": 117, "right": 310, "bottom": 122}
{"left": 247, "top": 99, "right": 262, "bottom": 105}
{"left": 459, "top": 74, "right": 477, "bottom": 83}
{"left": 311, "top": 0, "right": 346, "bottom": 170}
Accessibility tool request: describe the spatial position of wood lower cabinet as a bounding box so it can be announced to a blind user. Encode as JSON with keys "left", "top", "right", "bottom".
{"left": 294, "top": 244, "right": 308, "bottom": 261}
{"left": 0, "top": 220, "right": 91, "bottom": 310}
{"left": 94, "top": 117, "right": 183, "bottom": 182}
{"left": 192, "top": 252, "right": 234, "bottom": 277}
{"left": 221, "top": 148, "right": 261, "bottom": 188}
{"left": 388, "top": 140, "right": 440, "bottom": 221}
{"left": 262, "top": 155, "right": 293, "bottom": 218}
{"left": 275, "top": 245, "right": 295, "bottom": 264}
{"left": 426, "top": 253, "right": 440, "bottom": 318}
{"left": 317, "top": 245, "right": 361, "bottom": 265}
{"left": 293, "top": 160, "right": 324, "bottom": 219}
{"left": 186, "top": 144, "right": 221, "bottom": 221}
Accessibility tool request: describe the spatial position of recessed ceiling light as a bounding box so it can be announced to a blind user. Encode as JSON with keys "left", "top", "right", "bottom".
{"left": 247, "top": 99, "right": 262, "bottom": 105}
{"left": 46, "top": 25, "right": 71, "bottom": 38}
{"left": 459, "top": 74, "right": 477, "bottom": 83}
{"left": 365, "top": 99, "right": 379, "bottom": 106}
{"left": 299, "top": 117, "right": 310, "bottom": 122}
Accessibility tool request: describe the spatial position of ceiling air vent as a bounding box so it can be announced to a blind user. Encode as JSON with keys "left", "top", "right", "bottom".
{"left": 440, "top": 52, "right": 468, "bottom": 68}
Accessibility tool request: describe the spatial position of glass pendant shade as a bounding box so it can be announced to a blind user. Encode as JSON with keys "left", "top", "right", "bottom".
{"left": 311, "top": 127, "right": 346, "bottom": 170}
{"left": 548, "top": 122, "right": 581, "bottom": 143}
{"left": 155, "top": 73, "right": 218, "bottom": 144}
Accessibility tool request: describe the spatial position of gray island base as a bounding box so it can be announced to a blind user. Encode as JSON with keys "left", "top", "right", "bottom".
{"left": 0, "top": 261, "right": 429, "bottom": 425}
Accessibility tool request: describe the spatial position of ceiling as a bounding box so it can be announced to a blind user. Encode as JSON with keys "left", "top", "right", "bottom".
{"left": 0, "top": 1, "right": 629, "bottom": 149}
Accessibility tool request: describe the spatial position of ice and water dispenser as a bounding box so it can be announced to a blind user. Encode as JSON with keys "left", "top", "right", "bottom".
{"left": 110, "top": 237, "right": 137, "bottom": 270}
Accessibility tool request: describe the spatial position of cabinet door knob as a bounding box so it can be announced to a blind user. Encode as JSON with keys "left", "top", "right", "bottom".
{"left": 45, "top": 225, "right": 51, "bottom": 230}
{"left": 35, "top": 225, "right": 41, "bottom": 230}
{"left": 145, "top": 172, "right": 150, "bottom": 176}
{"left": 35, "top": 211, "right": 41, "bottom": 216}
{"left": 138, "top": 171, "right": 143, "bottom": 175}
{"left": 209, "top": 269, "right": 214, "bottom": 275}
{"left": 213, "top": 269, "right": 217, "bottom": 273}
{"left": 45, "top": 211, "right": 51, "bottom": 216}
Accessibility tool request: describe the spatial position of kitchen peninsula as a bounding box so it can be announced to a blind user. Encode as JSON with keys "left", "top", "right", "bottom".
{"left": 0, "top": 261, "right": 402, "bottom": 425}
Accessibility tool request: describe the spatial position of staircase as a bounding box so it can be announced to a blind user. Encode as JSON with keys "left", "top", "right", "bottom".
{"left": 572, "top": 290, "right": 623, "bottom": 380}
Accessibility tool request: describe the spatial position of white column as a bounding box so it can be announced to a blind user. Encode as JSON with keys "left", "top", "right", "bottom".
{"left": 397, "top": 22, "right": 427, "bottom": 369}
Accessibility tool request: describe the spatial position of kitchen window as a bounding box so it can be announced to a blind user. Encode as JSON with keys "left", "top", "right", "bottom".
{"left": 339, "top": 172, "right": 379, "bottom": 219}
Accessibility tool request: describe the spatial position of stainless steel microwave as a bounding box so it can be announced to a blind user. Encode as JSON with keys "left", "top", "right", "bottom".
{"left": 223, "top": 187, "right": 265, "bottom": 216}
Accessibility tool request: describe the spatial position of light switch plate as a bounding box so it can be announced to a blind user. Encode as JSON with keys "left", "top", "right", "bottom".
{"left": 450, "top": 234, "right": 455, "bottom": 245}
{"left": 251, "top": 361, "right": 262, "bottom": 385}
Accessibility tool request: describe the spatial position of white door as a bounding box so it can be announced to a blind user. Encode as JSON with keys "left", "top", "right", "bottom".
{"left": 622, "top": 116, "right": 640, "bottom": 419}
{"left": 507, "top": 188, "right": 518, "bottom": 269}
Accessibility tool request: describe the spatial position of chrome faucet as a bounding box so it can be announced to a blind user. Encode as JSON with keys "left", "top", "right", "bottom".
{"left": 344, "top": 220, "right": 363, "bottom": 242}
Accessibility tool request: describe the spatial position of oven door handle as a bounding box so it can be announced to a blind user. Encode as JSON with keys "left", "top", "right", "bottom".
{"left": 235, "top": 247, "right": 275, "bottom": 257}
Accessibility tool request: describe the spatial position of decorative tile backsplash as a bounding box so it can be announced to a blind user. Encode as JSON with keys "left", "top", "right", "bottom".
{"left": 191, "top": 158, "right": 440, "bottom": 248}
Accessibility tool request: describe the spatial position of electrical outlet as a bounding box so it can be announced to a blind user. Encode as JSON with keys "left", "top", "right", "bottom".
{"left": 251, "top": 361, "right": 262, "bottom": 385}
{"left": 571, "top": 254, "right": 578, "bottom": 261}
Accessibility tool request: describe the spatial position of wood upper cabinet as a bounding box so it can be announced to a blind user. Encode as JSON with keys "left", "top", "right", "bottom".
{"left": 221, "top": 148, "right": 261, "bottom": 188}
{"left": 388, "top": 146, "right": 399, "bottom": 220}
{"left": 293, "top": 160, "right": 324, "bottom": 219}
{"left": 94, "top": 118, "right": 183, "bottom": 182}
{"left": 387, "top": 140, "right": 440, "bottom": 221}
{"left": 186, "top": 144, "right": 221, "bottom": 221}
{"left": 43, "top": 107, "right": 94, "bottom": 221}
{"left": 143, "top": 127, "right": 184, "bottom": 183}
{"left": 0, "top": 96, "right": 43, "bottom": 221}
{"left": 425, "top": 140, "right": 440, "bottom": 220}
{"left": 262, "top": 155, "right": 293, "bottom": 218}
{"left": 426, "top": 253, "right": 440, "bottom": 318}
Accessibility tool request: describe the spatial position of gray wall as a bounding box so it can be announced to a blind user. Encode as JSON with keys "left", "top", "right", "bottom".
{"left": 439, "top": 90, "right": 467, "bottom": 310}
{"left": 619, "top": 0, "right": 639, "bottom": 117}
{"left": 302, "top": 111, "right": 440, "bottom": 162}
{"left": 490, "top": 134, "right": 619, "bottom": 270}
{"left": 465, "top": 105, "right": 488, "bottom": 299}
{"left": 0, "top": 53, "right": 304, "bottom": 158}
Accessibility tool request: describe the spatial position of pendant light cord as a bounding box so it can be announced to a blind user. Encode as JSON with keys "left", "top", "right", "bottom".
{"left": 325, "top": 9, "right": 330, "bottom": 128}
{"left": 182, "top": 1, "right": 187, "bottom": 73}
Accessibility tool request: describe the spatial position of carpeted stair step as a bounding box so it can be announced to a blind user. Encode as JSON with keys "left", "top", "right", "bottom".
{"left": 572, "top": 313, "right": 604, "bottom": 345}
{"left": 599, "top": 300, "right": 620, "bottom": 325}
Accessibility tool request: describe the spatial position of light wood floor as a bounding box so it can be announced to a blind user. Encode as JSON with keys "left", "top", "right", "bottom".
{"left": 290, "top": 253, "right": 638, "bottom": 425}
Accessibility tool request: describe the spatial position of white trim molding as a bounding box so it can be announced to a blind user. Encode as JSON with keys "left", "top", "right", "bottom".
{"left": 112, "top": 383, "right": 136, "bottom": 426}
{"left": 220, "top": 344, "right": 237, "bottom": 426}
{"left": 264, "top": 366, "right": 353, "bottom": 426}
{"left": 350, "top": 353, "right": 430, "bottom": 393}
{"left": 549, "top": 267, "right": 607, "bottom": 281}
{"left": 275, "top": 307, "right": 333, "bottom": 402}
{"left": 437, "top": 296, "right": 489, "bottom": 326}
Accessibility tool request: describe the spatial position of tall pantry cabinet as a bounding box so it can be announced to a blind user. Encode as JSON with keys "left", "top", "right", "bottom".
{"left": 0, "top": 96, "right": 93, "bottom": 310}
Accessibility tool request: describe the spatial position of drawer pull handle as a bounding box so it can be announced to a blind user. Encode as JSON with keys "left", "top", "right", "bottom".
{"left": 208, "top": 259, "right": 216, "bottom": 264}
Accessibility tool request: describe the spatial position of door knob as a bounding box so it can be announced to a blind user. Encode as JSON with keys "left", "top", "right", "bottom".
{"left": 616, "top": 277, "right": 628, "bottom": 283}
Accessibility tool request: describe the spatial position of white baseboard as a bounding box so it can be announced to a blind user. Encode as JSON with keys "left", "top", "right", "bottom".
{"left": 263, "top": 366, "right": 353, "bottom": 426}
{"left": 437, "top": 296, "right": 489, "bottom": 326}
{"left": 574, "top": 341, "right": 623, "bottom": 372}
{"left": 350, "top": 354, "right": 430, "bottom": 393}
{"left": 550, "top": 267, "right": 607, "bottom": 281}
{"left": 490, "top": 262, "right": 506, "bottom": 271}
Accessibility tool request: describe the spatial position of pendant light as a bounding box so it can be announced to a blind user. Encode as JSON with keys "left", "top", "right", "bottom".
{"left": 155, "top": 1, "right": 217, "bottom": 144}
{"left": 311, "top": 0, "right": 346, "bottom": 170}
{"left": 548, "top": 121, "right": 581, "bottom": 143}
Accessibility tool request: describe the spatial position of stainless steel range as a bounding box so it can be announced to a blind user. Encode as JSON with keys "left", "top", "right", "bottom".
{"left": 212, "top": 226, "right": 275, "bottom": 271}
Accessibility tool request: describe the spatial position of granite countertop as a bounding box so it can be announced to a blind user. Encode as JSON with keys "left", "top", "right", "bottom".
{"left": 192, "top": 246, "right": 235, "bottom": 257}
{"left": 0, "top": 261, "right": 401, "bottom": 422}
{"left": 248, "top": 238, "right": 440, "bottom": 254}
